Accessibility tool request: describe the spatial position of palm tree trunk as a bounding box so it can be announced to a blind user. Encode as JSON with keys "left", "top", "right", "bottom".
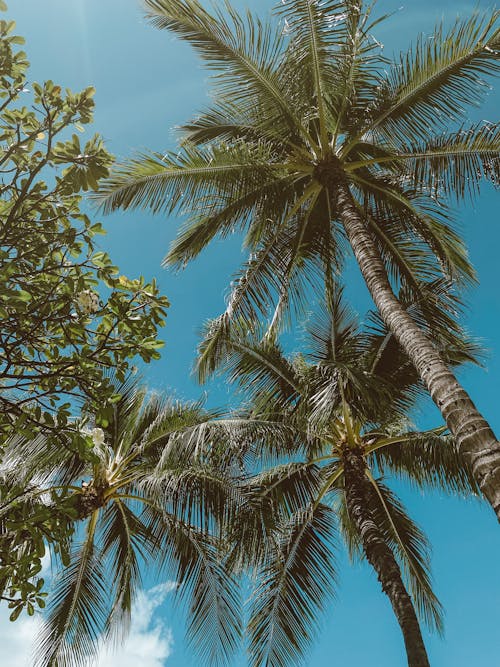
{"left": 332, "top": 172, "right": 500, "bottom": 521}
{"left": 342, "top": 446, "right": 430, "bottom": 667}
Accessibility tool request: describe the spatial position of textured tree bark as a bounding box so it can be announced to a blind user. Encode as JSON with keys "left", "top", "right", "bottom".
{"left": 331, "top": 170, "right": 500, "bottom": 521}
{"left": 342, "top": 446, "right": 430, "bottom": 667}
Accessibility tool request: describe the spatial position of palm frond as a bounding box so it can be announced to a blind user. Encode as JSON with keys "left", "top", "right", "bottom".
{"left": 366, "top": 477, "right": 443, "bottom": 634}
{"left": 100, "top": 499, "right": 149, "bottom": 645}
{"left": 226, "top": 462, "right": 328, "bottom": 573}
{"left": 330, "top": 2, "right": 388, "bottom": 140}
{"left": 225, "top": 488, "right": 279, "bottom": 573}
{"left": 351, "top": 172, "right": 476, "bottom": 286}
{"left": 248, "top": 502, "right": 337, "bottom": 667}
{"left": 303, "top": 293, "right": 419, "bottom": 424}
{"left": 143, "top": 0, "right": 307, "bottom": 139}
{"left": 401, "top": 122, "right": 500, "bottom": 199}
{"left": 95, "top": 141, "right": 277, "bottom": 216}
{"left": 180, "top": 100, "right": 311, "bottom": 159}
{"left": 143, "top": 506, "right": 241, "bottom": 666}
{"left": 306, "top": 284, "right": 360, "bottom": 364}
{"left": 197, "top": 318, "right": 303, "bottom": 404}
{"left": 35, "top": 513, "right": 108, "bottom": 667}
{"left": 278, "top": 0, "right": 348, "bottom": 147}
{"left": 132, "top": 399, "right": 217, "bottom": 469}
{"left": 2, "top": 429, "right": 88, "bottom": 488}
{"left": 364, "top": 11, "right": 500, "bottom": 145}
{"left": 247, "top": 461, "right": 324, "bottom": 516}
{"left": 372, "top": 432, "right": 480, "bottom": 496}
{"left": 181, "top": 417, "right": 303, "bottom": 468}
{"left": 366, "top": 209, "right": 446, "bottom": 291}
{"left": 226, "top": 215, "right": 317, "bottom": 332}
{"left": 166, "top": 173, "right": 301, "bottom": 269}
{"left": 142, "top": 464, "right": 237, "bottom": 534}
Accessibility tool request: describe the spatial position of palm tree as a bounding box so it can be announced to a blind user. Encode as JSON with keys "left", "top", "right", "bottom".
{"left": 95, "top": 0, "right": 500, "bottom": 518}
{"left": 1, "top": 377, "right": 241, "bottom": 667}
{"left": 207, "top": 291, "right": 480, "bottom": 667}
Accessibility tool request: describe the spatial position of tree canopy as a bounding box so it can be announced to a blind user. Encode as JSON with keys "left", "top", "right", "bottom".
{"left": 1, "top": 2, "right": 499, "bottom": 666}
{"left": 0, "top": 14, "right": 169, "bottom": 449}
{"left": 0, "top": 12, "right": 169, "bottom": 625}
{"left": 96, "top": 0, "right": 500, "bottom": 519}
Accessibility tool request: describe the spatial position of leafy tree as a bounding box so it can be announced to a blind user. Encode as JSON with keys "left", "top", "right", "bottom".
{"left": 0, "top": 456, "right": 75, "bottom": 622}
{"left": 0, "top": 11, "right": 169, "bottom": 446}
{"left": 1, "top": 376, "right": 241, "bottom": 667}
{"left": 204, "top": 290, "right": 480, "bottom": 667}
{"left": 96, "top": 0, "right": 500, "bottom": 518}
{"left": 0, "top": 9, "right": 169, "bottom": 636}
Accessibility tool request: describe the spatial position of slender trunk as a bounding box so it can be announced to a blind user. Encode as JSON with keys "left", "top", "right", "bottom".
{"left": 342, "top": 446, "right": 430, "bottom": 667}
{"left": 330, "top": 168, "right": 500, "bottom": 520}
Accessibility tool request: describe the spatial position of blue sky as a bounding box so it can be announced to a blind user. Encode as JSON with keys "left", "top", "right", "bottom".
{"left": 7, "top": 0, "right": 500, "bottom": 665}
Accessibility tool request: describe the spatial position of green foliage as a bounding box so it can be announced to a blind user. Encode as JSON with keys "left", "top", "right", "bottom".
{"left": 0, "top": 13, "right": 170, "bottom": 629}
{"left": 366, "top": 477, "right": 444, "bottom": 633}
{"left": 248, "top": 503, "right": 338, "bottom": 667}
{"left": 0, "top": 16, "right": 169, "bottom": 442}
{"left": 207, "top": 291, "right": 481, "bottom": 667}
{"left": 96, "top": 0, "right": 500, "bottom": 348}
{"left": 2, "top": 376, "right": 241, "bottom": 666}
{"left": 0, "top": 452, "right": 76, "bottom": 622}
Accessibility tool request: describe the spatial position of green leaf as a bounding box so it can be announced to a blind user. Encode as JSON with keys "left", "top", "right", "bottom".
{"left": 16, "top": 289, "right": 32, "bottom": 302}
{"left": 9, "top": 606, "right": 22, "bottom": 622}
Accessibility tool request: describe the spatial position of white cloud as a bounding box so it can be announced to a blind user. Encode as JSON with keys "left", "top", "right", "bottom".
{"left": 0, "top": 611, "right": 41, "bottom": 667}
{"left": 0, "top": 581, "right": 176, "bottom": 667}
{"left": 0, "top": 552, "right": 51, "bottom": 667}
{"left": 96, "top": 582, "right": 177, "bottom": 667}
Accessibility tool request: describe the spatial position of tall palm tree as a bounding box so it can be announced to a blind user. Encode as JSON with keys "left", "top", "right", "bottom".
{"left": 1, "top": 377, "right": 241, "bottom": 667}
{"left": 95, "top": 0, "right": 500, "bottom": 518}
{"left": 207, "top": 291, "right": 481, "bottom": 667}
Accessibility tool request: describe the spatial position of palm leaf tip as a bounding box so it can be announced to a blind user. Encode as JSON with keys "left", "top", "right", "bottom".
{"left": 34, "top": 525, "right": 108, "bottom": 667}
{"left": 374, "top": 431, "right": 480, "bottom": 496}
{"left": 368, "top": 478, "right": 444, "bottom": 634}
{"left": 146, "top": 508, "right": 242, "bottom": 666}
{"left": 93, "top": 152, "right": 173, "bottom": 215}
{"left": 248, "top": 503, "right": 337, "bottom": 667}
{"left": 142, "top": 0, "right": 297, "bottom": 131}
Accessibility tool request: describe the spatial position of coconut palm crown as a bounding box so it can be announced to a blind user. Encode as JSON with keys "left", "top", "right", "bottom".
{"left": 95, "top": 0, "right": 500, "bottom": 518}
{"left": 207, "top": 289, "right": 481, "bottom": 667}
{"left": 1, "top": 377, "right": 242, "bottom": 667}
